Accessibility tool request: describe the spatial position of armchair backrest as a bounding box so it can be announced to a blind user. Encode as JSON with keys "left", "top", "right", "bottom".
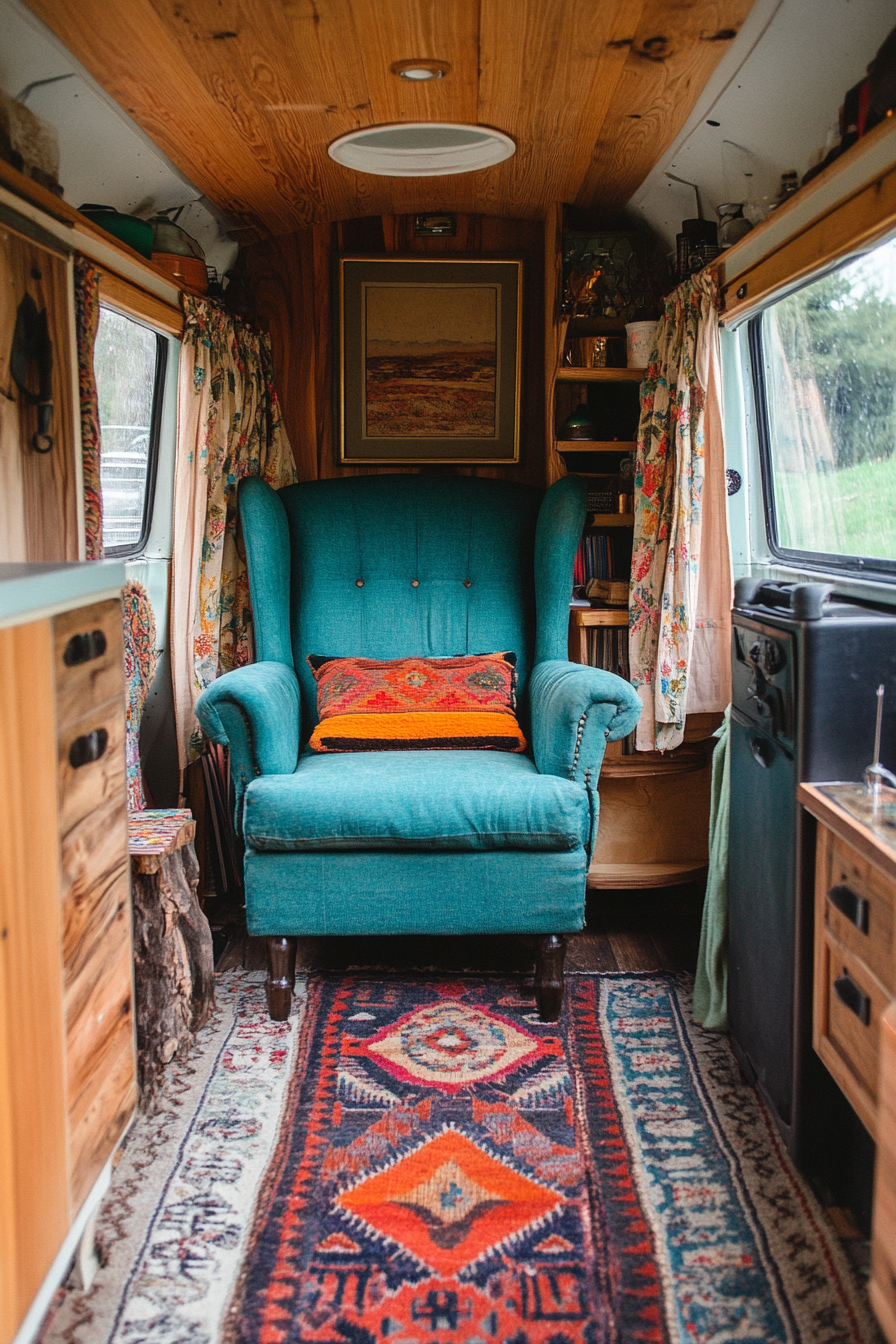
{"left": 240, "top": 473, "right": 585, "bottom": 739}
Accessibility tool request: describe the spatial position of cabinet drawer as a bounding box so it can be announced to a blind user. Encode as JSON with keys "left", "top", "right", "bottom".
{"left": 60, "top": 796, "right": 129, "bottom": 981}
{"left": 871, "top": 1006, "right": 896, "bottom": 1343}
{"left": 64, "top": 892, "right": 132, "bottom": 1066}
{"left": 819, "top": 933, "right": 890, "bottom": 1123}
{"left": 53, "top": 599, "right": 124, "bottom": 731}
{"left": 824, "top": 833, "right": 896, "bottom": 996}
{"left": 68, "top": 1022, "right": 136, "bottom": 1211}
{"left": 57, "top": 696, "right": 126, "bottom": 835}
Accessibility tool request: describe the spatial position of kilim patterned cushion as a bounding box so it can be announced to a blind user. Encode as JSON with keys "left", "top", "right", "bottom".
{"left": 307, "top": 653, "right": 527, "bottom": 753}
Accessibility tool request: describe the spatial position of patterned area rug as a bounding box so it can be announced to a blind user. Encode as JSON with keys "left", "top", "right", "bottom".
{"left": 39, "top": 971, "right": 880, "bottom": 1344}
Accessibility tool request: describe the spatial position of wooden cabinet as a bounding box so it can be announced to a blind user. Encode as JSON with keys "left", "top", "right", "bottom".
{"left": 0, "top": 566, "right": 133, "bottom": 1344}
{"left": 800, "top": 784, "right": 896, "bottom": 1139}
{"left": 0, "top": 216, "right": 80, "bottom": 564}
{"left": 798, "top": 782, "right": 896, "bottom": 1344}
{"left": 873, "top": 1003, "right": 896, "bottom": 1343}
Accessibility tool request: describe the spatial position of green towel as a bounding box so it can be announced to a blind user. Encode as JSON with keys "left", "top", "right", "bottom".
{"left": 693, "top": 706, "right": 730, "bottom": 1030}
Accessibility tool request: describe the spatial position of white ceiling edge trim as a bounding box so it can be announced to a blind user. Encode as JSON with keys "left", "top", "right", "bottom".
{"left": 0, "top": 183, "right": 181, "bottom": 305}
{"left": 628, "top": 0, "right": 783, "bottom": 218}
{"left": 719, "top": 115, "right": 896, "bottom": 322}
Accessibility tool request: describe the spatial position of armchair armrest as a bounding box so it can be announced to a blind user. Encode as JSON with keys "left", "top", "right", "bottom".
{"left": 529, "top": 660, "right": 642, "bottom": 783}
{"left": 196, "top": 662, "right": 301, "bottom": 826}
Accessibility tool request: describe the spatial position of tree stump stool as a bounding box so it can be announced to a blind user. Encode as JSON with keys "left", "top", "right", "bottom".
{"left": 128, "top": 809, "right": 216, "bottom": 1106}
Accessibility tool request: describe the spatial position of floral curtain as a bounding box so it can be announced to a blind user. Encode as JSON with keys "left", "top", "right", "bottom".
{"left": 122, "top": 579, "right": 158, "bottom": 811}
{"left": 171, "top": 296, "right": 297, "bottom": 770}
{"left": 73, "top": 256, "right": 103, "bottom": 559}
{"left": 628, "top": 270, "right": 731, "bottom": 752}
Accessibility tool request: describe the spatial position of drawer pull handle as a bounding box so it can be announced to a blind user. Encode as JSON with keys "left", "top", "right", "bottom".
{"left": 833, "top": 972, "right": 871, "bottom": 1026}
{"left": 828, "top": 884, "right": 869, "bottom": 934}
{"left": 63, "top": 630, "right": 107, "bottom": 666}
{"left": 68, "top": 728, "right": 108, "bottom": 769}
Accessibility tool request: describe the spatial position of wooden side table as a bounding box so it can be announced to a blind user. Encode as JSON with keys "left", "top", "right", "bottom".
{"left": 128, "top": 809, "right": 216, "bottom": 1104}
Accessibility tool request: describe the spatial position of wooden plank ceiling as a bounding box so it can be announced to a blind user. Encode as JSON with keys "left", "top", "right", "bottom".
{"left": 26, "top": 0, "right": 753, "bottom": 238}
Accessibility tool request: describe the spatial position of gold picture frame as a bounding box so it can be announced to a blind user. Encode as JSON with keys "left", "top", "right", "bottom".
{"left": 337, "top": 256, "right": 522, "bottom": 464}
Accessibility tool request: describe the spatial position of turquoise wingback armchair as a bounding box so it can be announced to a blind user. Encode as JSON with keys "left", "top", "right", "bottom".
{"left": 196, "top": 472, "right": 641, "bottom": 1021}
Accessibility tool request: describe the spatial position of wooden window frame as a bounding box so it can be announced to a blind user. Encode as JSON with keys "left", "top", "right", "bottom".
{"left": 720, "top": 119, "right": 896, "bottom": 324}
{"left": 96, "top": 269, "right": 182, "bottom": 339}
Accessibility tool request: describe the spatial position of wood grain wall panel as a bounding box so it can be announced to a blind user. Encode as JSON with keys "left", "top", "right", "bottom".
{"left": 26, "top": 0, "right": 752, "bottom": 232}
{"left": 574, "top": 0, "right": 753, "bottom": 211}
{"left": 0, "top": 227, "right": 79, "bottom": 563}
{"left": 243, "top": 213, "right": 546, "bottom": 487}
{"left": 0, "top": 620, "right": 70, "bottom": 1342}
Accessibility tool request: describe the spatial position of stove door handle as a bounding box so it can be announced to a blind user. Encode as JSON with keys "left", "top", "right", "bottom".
{"left": 749, "top": 735, "right": 773, "bottom": 768}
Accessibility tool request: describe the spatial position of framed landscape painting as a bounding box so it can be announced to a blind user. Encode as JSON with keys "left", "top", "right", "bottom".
{"left": 337, "top": 256, "right": 522, "bottom": 463}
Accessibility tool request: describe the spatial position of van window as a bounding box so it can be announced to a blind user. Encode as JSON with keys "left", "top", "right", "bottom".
{"left": 95, "top": 306, "right": 166, "bottom": 554}
{"left": 751, "top": 233, "right": 896, "bottom": 577}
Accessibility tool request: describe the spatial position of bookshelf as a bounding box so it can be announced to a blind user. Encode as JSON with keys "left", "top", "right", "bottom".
{"left": 555, "top": 441, "right": 636, "bottom": 454}
{"left": 545, "top": 204, "right": 716, "bottom": 890}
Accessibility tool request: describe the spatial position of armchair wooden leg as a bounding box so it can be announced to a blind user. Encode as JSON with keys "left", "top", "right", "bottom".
{"left": 265, "top": 936, "right": 297, "bottom": 1021}
{"left": 535, "top": 934, "right": 566, "bottom": 1022}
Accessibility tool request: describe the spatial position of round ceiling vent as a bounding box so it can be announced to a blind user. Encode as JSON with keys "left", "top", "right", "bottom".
{"left": 327, "top": 123, "right": 515, "bottom": 177}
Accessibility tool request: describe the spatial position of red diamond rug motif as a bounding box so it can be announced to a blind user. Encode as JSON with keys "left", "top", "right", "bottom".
{"left": 354, "top": 999, "right": 551, "bottom": 1091}
{"left": 336, "top": 1127, "right": 561, "bottom": 1276}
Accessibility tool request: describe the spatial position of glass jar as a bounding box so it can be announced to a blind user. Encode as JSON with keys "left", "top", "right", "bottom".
{"left": 717, "top": 203, "right": 753, "bottom": 249}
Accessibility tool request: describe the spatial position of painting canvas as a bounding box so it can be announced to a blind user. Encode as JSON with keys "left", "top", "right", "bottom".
{"left": 364, "top": 284, "right": 498, "bottom": 438}
{"left": 339, "top": 258, "right": 522, "bottom": 463}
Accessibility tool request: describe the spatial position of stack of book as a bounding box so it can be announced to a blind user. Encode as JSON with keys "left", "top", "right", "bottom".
{"left": 584, "top": 625, "right": 631, "bottom": 681}
{"left": 573, "top": 532, "right": 628, "bottom": 585}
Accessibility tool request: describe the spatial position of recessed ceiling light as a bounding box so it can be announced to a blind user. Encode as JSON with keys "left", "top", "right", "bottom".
{"left": 327, "top": 123, "right": 515, "bottom": 177}
{"left": 391, "top": 59, "right": 450, "bottom": 81}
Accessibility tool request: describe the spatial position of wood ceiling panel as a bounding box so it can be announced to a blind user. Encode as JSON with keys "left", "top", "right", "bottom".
{"left": 574, "top": 0, "right": 754, "bottom": 211}
{"left": 147, "top": 0, "right": 373, "bottom": 227}
{"left": 24, "top": 0, "right": 304, "bottom": 234}
{"left": 474, "top": 0, "right": 645, "bottom": 216}
{"left": 24, "top": 0, "right": 753, "bottom": 234}
{"left": 320, "top": 0, "right": 481, "bottom": 220}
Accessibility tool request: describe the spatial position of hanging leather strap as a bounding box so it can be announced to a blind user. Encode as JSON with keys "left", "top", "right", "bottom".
{"left": 9, "top": 291, "right": 54, "bottom": 453}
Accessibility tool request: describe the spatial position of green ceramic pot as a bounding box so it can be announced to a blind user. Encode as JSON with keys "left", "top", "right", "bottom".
{"left": 557, "top": 402, "right": 600, "bottom": 441}
{"left": 78, "top": 204, "right": 154, "bottom": 259}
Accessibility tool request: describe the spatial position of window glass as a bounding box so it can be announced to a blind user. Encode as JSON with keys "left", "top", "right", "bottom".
{"left": 94, "top": 306, "right": 162, "bottom": 553}
{"left": 757, "top": 234, "right": 896, "bottom": 570}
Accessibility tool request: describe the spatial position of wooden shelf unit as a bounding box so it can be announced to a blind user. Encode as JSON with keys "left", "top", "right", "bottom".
{"left": 587, "top": 860, "right": 709, "bottom": 890}
{"left": 556, "top": 441, "right": 636, "bottom": 454}
{"left": 587, "top": 514, "right": 635, "bottom": 527}
{"left": 573, "top": 605, "right": 627, "bottom": 624}
{"left": 556, "top": 366, "right": 645, "bottom": 381}
{"left": 545, "top": 206, "right": 714, "bottom": 890}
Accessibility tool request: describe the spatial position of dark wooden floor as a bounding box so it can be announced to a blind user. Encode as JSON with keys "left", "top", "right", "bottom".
{"left": 216, "top": 881, "right": 706, "bottom": 976}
